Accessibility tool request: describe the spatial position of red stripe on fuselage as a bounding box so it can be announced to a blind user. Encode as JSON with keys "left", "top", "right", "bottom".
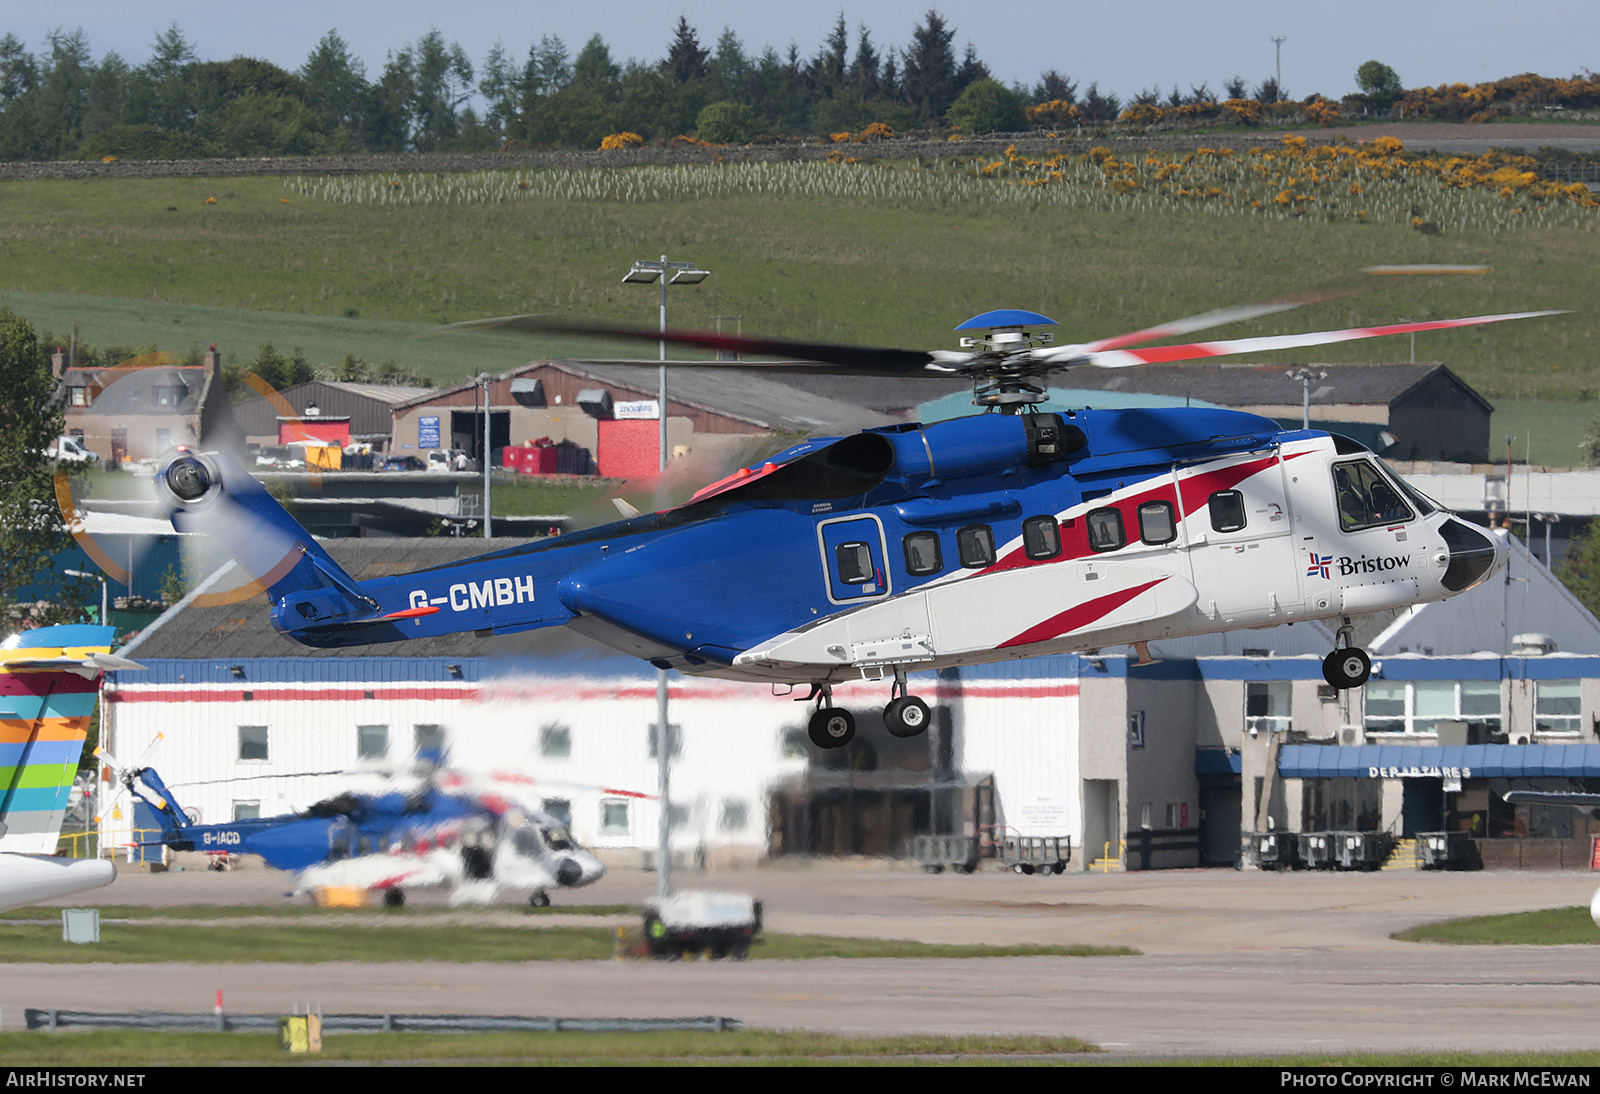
{"left": 998, "top": 578, "right": 1166, "bottom": 649}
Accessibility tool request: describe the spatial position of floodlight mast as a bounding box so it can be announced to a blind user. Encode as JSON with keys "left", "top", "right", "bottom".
{"left": 64, "top": 569, "right": 107, "bottom": 624}
{"left": 622, "top": 255, "right": 709, "bottom": 901}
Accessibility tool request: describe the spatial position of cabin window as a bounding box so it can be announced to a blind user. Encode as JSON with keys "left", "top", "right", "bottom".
{"left": 1333, "top": 460, "right": 1413, "bottom": 531}
{"left": 1022, "top": 516, "right": 1062, "bottom": 560}
{"left": 835, "top": 542, "right": 874, "bottom": 584}
{"left": 1086, "top": 508, "right": 1125, "bottom": 553}
{"left": 357, "top": 835, "right": 373, "bottom": 856}
{"left": 902, "top": 531, "right": 943, "bottom": 576}
{"left": 1209, "top": 491, "right": 1247, "bottom": 533}
{"left": 238, "top": 725, "right": 269, "bottom": 761}
{"left": 539, "top": 723, "right": 571, "bottom": 759}
{"left": 1138, "top": 501, "right": 1177, "bottom": 545}
{"left": 957, "top": 524, "right": 996, "bottom": 567}
{"left": 357, "top": 724, "right": 389, "bottom": 760}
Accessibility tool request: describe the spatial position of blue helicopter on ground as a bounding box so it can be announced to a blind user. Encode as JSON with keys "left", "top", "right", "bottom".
{"left": 150, "top": 288, "right": 1553, "bottom": 749}
{"left": 105, "top": 762, "right": 606, "bottom": 906}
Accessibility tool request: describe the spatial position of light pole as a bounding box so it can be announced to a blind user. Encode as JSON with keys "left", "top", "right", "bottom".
{"left": 64, "top": 569, "right": 107, "bottom": 624}
{"left": 622, "top": 255, "right": 709, "bottom": 902}
{"left": 481, "top": 374, "right": 493, "bottom": 539}
{"left": 1285, "top": 367, "right": 1328, "bottom": 430}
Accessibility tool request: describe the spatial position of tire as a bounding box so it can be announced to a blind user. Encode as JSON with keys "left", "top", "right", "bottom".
{"left": 808, "top": 707, "right": 856, "bottom": 749}
{"left": 923, "top": 864, "right": 944, "bottom": 874}
{"left": 383, "top": 888, "right": 405, "bottom": 907}
{"left": 1322, "top": 647, "right": 1372, "bottom": 689}
{"left": 1013, "top": 863, "right": 1034, "bottom": 875}
{"left": 883, "top": 696, "right": 932, "bottom": 738}
{"left": 529, "top": 890, "right": 550, "bottom": 908}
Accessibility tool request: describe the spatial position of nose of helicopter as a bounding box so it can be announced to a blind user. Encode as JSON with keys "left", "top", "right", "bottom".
{"left": 556, "top": 858, "right": 584, "bottom": 886}
{"left": 1438, "top": 518, "right": 1505, "bottom": 593}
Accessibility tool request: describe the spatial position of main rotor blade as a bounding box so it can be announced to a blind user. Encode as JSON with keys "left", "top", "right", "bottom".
{"left": 1078, "top": 290, "right": 1354, "bottom": 354}
{"left": 1078, "top": 267, "right": 1493, "bottom": 355}
{"left": 427, "top": 315, "right": 957, "bottom": 376}
{"left": 1073, "top": 311, "right": 1565, "bottom": 368}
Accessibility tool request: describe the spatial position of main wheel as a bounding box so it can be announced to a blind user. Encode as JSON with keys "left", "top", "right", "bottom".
{"left": 883, "top": 696, "right": 932, "bottom": 738}
{"left": 529, "top": 890, "right": 550, "bottom": 908}
{"left": 807, "top": 707, "right": 856, "bottom": 749}
{"left": 382, "top": 888, "right": 405, "bottom": 907}
{"left": 1322, "top": 647, "right": 1372, "bottom": 689}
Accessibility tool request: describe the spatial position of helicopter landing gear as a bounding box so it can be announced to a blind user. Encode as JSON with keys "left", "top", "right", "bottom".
{"left": 882, "top": 669, "right": 931, "bottom": 738}
{"left": 1322, "top": 618, "right": 1372, "bottom": 690}
{"left": 529, "top": 889, "right": 550, "bottom": 908}
{"left": 382, "top": 887, "right": 405, "bottom": 908}
{"left": 807, "top": 687, "right": 856, "bottom": 749}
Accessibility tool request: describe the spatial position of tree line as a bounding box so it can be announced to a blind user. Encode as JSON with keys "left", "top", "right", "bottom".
{"left": 0, "top": 11, "right": 1300, "bottom": 159}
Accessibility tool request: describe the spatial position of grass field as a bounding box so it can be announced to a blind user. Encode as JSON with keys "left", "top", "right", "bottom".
{"left": 1393, "top": 905, "right": 1600, "bottom": 944}
{"left": 4, "top": 1029, "right": 1599, "bottom": 1066}
{"left": 1, "top": 161, "right": 1596, "bottom": 401}
{"left": 0, "top": 915, "right": 1138, "bottom": 963}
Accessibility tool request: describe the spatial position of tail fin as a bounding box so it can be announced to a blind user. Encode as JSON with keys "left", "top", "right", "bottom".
{"left": 119, "top": 766, "right": 193, "bottom": 843}
{"left": 0, "top": 625, "right": 131, "bottom": 855}
{"left": 155, "top": 450, "right": 379, "bottom": 627}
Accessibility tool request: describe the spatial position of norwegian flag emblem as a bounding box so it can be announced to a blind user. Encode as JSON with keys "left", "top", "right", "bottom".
{"left": 1307, "top": 553, "right": 1333, "bottom": 579}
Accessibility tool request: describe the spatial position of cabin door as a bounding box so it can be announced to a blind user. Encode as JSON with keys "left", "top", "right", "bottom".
{"left": 817, "top": 515, "right": 891, "bottom": 605}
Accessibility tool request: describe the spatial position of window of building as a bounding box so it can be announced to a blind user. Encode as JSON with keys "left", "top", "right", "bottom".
{"left": 720, "top": 799, "right": 749, "bottom": 831}
{"left": 357, "top": 724, "right": 389, "bottom": 760}
{"left": 232, "top": 801, "right": 260, "bottom": 821}
{"left": 1022, "top": 516, "right": 1061, "bottom": 560}
{"left": 902, "top": 531, "right": 942, "bottom": 576}
{"left": 667, "top": 804, "right": 689, "bottom": 830}
{"left": 601, "top": 800, "right": 630, "bottom": 834}
{"left": 835, "top": 542, "right": 873, "bottom": 583}
{"left": 1209, "top": 491, "right": 1247, "bottom": 533}
{"left": 782, "top": 728, "right": 808, "bottom": 759}
{"left": 1363, "top": 681, "right": 1502, "bottom": 735}
{"left": 238, "top": 725, "right": 269, "bottom": 761}
{"left": 1333, "top": 460, "right": 1414, "bottom": 531}
{"left": 540, "top": 723, "right": 572, "bottom": 758}
{"left": 1086, "top": 508, "right": 1125, "bottom": 553}
{"left": 414, "top": 724, "right": 444, "bottom": 755}
{"left": 541, "top": 798, "right": 572, "bottom": 824}
{"left": 1536, "top": 680, "right": 1582, "bottom": 734}
{"left": 1137, "top": 501, "right": 1177, "bottom": 545}
{"left": 1245, "top": 682, "right": 1291, "bottom": 735}
{"left": 69, "top": 386, "right": 88, "bottom": 407}
{"left": 956, "top": 525, "right": 995, "bottom": 568}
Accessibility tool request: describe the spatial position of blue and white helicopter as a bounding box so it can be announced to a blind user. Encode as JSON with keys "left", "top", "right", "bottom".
{"left": 150, "top": 292, "right": 1550, "bottom": 749}
{"left": 106, "top": 762, "right": 607, "bottom": 906}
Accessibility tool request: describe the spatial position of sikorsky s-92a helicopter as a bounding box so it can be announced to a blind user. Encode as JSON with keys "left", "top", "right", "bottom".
{"left": 106, "top": 762, "right": 608, "bottom": 906}
{"left": 150, "top": 288, "right": 1555, "bottom": 749}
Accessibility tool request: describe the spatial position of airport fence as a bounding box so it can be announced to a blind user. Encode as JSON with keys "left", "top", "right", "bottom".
{"left": 24, "top": 1009, "right": 743, "bottom": 1034}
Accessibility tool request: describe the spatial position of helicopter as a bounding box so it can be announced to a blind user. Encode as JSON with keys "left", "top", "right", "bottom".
{"left": 0, "top": 625, "right": 136, "bottom": 911}
{"left": 147, "top": 289, "right": 1553, "bottom": 751}
{"left": 107, "top": 762, "right": 607, "bottom": 907}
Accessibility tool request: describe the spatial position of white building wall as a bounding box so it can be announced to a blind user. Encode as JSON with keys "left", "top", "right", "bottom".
{"left": 950, "top": 664, "right": 1081, "bottom": 841}
{"left": 100, "top": 681, "right": 476, "bottom": 849}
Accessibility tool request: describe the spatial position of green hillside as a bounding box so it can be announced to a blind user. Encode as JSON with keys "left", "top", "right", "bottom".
{"left": 0, "top": 163, "right": 1595, "bottom": 401}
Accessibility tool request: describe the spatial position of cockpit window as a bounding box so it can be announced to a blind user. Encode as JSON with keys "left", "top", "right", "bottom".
{"left": 541, "top": 825, "right": 573, "bottom": 852}
{"left": 1333, "top": 460, "right": 1414, "bottom": 531}
{"left": 1377, "top": 457, "right": 1437, "bottom": 516}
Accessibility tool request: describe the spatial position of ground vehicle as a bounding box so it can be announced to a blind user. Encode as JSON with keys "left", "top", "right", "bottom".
{"left": 427, "top": 449, "right": 478, "bottom": 472}
{"left": 382, "top": 455, "right": 426, "bottom": 472}
{"left": 46, "top": 436, "right": 97, "bottom": 463}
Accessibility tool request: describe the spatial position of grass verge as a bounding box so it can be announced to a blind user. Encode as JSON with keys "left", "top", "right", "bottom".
{"left": 0, "top": 1029, "right": 1100, "bottom": 1065}
{"left": 0, "top": 918, "right": 1138, "bottom": 962}
{"left": 1392, "top": 905, "right": 1599, "bottom": 944}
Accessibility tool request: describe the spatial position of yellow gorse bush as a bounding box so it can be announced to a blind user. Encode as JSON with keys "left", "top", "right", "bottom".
{"left": 599, "top": 132, "right": 644, "bottom": 151}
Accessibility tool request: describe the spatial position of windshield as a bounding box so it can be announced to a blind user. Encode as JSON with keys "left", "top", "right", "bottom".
{"left": 541, "top": 825, "right": 573, "bottom": 852}
{"left": 1333, "top": 459, "right": 1414, "bottom": 531}
{"left": 1376, "top": 457, "right": 1441, "bottom": 516}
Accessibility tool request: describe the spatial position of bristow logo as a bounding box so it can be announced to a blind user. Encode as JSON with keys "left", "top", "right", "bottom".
{"left": 1337, "top": 554, "right": 1412, "bottom": 577}
{"left": 410, "top": 575, "right": 535, "bottom": 612}
{"left": 1307, "top": 553, "right": 1333, "bottom": 579}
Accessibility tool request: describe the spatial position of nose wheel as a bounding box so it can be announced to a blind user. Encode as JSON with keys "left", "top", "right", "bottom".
{"left": 1322, "top": 620, "right": 1372, "bottom": 690}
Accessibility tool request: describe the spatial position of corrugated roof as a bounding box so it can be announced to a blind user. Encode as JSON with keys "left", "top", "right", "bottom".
{"left": 397, "top": 360, "right": 898, "bottom": 434}
{"left": 1060, "top": 362, "right": 1488, "bottom": 412}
